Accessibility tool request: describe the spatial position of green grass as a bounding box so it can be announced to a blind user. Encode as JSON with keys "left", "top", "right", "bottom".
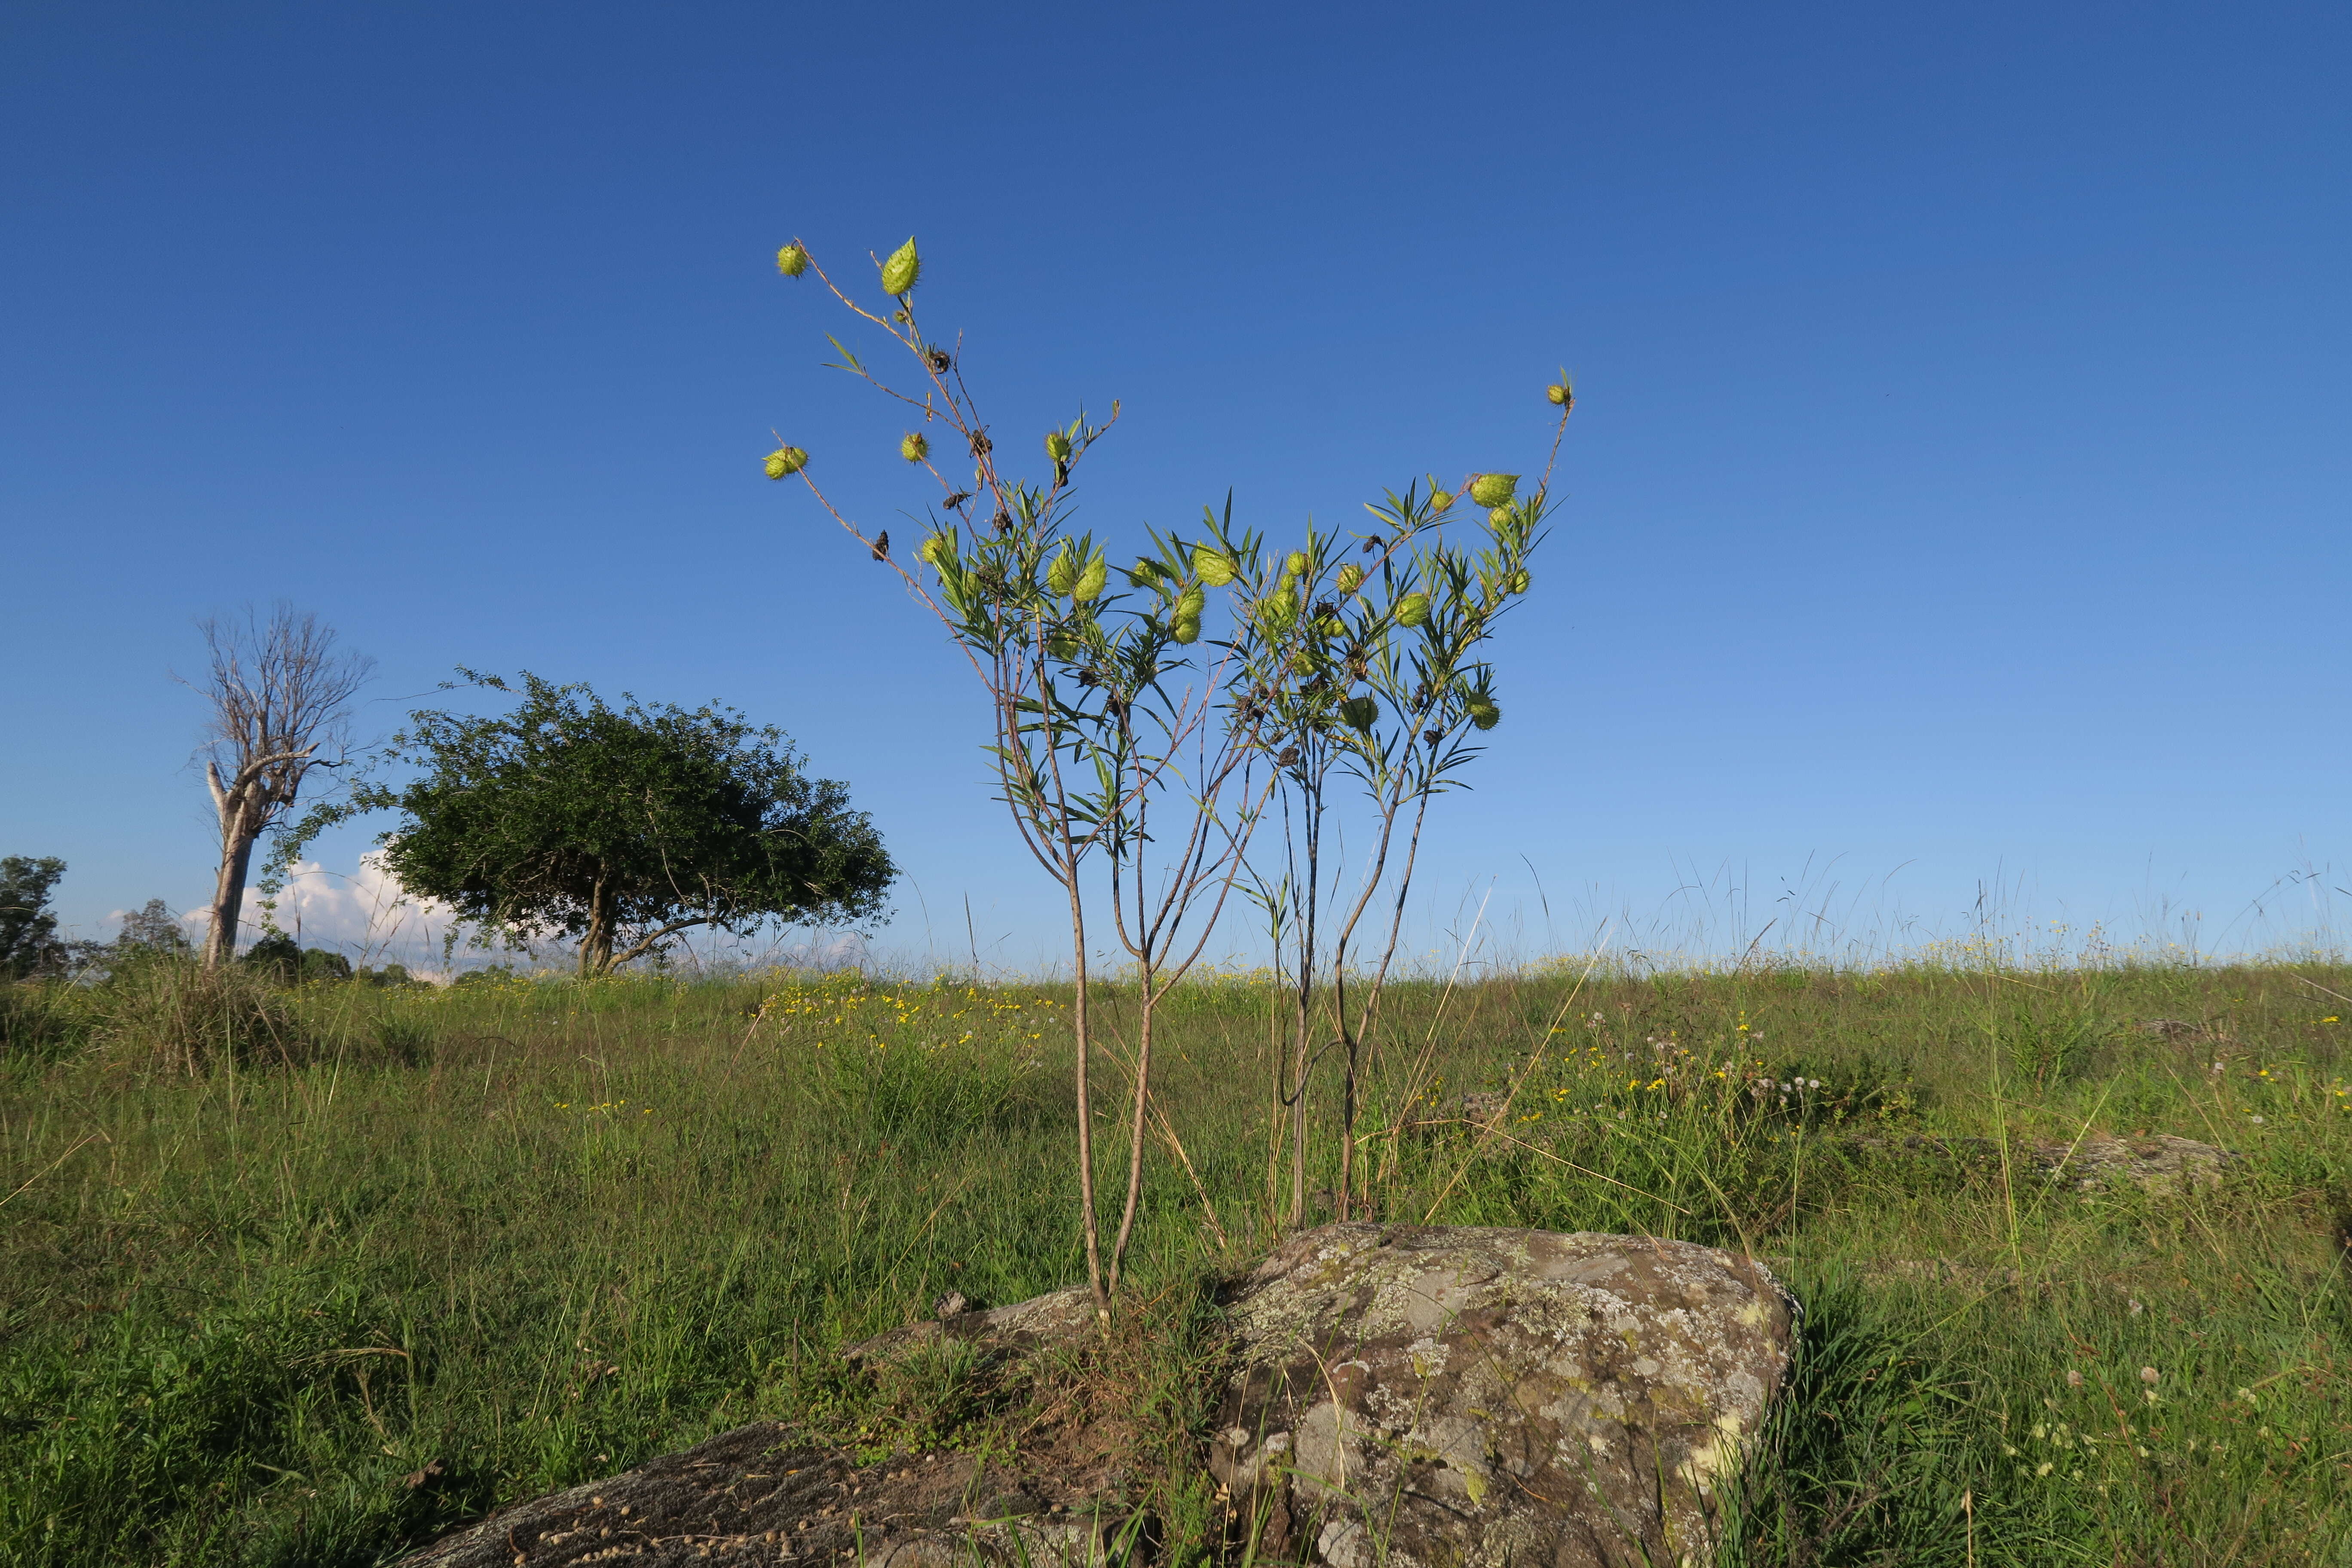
{"left": 4, "top": 959, "right": 2351, "bottom": 1565}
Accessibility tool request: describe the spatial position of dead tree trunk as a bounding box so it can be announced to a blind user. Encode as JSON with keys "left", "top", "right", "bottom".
{"left": 190, "top": 606, "right": 372, "bottom": 968}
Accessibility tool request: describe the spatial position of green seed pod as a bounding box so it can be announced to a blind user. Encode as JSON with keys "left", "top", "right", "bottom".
{"left": 1468, "top": 699, "right": 1501, "bottom": 731}
{"left": 1429, "top": 490, "right": 1454, "bottom": 512}
{"left": 1506, "top": 568, "right": 1531, "bottom": 594}
{"left": 879, "top": 237, "right": 921, "bottom": 297}
{"left": 1490, "top": 505, "right": 1513, "bottom": 526}
{"left": 775, "top": 243, "right": 810, "bottom": 277}
{"left": 1317, "top": 615, "right": 1346, "bottom": 638}
{"left": 1547, "top": 382, "right": 1572, "bottom": 407}
{"left": 1467, "top": 473, "right": 1517, "bottom": 508}
{"left": 1176, "top": 585, "right": 1205, "bottom": 619}
{"left": 1335, "top": 563, "right": 1365, "bottom": 594}
{"left": 1285, "top": 551, "right": 1309, "bottom": 578}
{"left": 1394, "top": 592, "right": 1430, "bottom": 628}
{"left": 764, "top": 446, "right": 808, "bottom": 480}
{"left": 1193, "top": 545, "right": 1237, "bottom": 586}
{"left": 901, "top": 431, "right": 930, "bottom": 463}
{"left": 1047, "top": 542, "right": 1080, "bottom": 597}
{"left": 1339, "top": 695, "right": 1378, "bottom": 732}
{"left": 1172, "top": 616, "right": 1201, "bottom": 646}
{"left": 919, "top": 533, "right": 954, "bottom": 566}
{"left": 1131, "top": 557, "right": 1164, "bottom": 586}
{"left": 1261, "top": 588, "right": 1298, "bottom": 627}
{"left": 1073, "top": 554, "right": 1108, "bottom": 603}
{"left": 1290, "top": 650, "right": 1316, "bottom": 676}
{"left": 1045, "top": 430, "right": 1073, "bottom": 463}
{"left": 1046, "top": 632, "right": 1078, "bottom": 661}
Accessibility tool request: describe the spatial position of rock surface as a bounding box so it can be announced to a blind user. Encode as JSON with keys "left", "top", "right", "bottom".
{"left": 388, "top": 1424, "right": 1138, "bottom": 1567}
{"left": 840, "top": 1284, "right": 1098, "bottom": 1368}
{"left": 1210, "top": 1223, "right": 1795, "bottom": 1568}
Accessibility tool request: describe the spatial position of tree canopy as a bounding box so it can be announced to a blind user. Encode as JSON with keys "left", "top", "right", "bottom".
{"left": 0, "top": 857, "right": 67, "bottom": 980}
{"left": 346, "top": 673, "right": 893, "bottom": 976}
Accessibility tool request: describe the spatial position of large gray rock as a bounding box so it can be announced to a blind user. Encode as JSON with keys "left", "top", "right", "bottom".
{"left": 1210, "top": 1224, "right": 1795, "bottom": 1568}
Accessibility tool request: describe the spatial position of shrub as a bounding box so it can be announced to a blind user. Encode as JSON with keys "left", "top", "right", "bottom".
{"left": 98, "top": 961, "right": 315, "bottom": 1074}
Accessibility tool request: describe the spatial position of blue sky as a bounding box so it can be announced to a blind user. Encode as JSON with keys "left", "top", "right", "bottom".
{"left": 5, "top": 1, "right": 2349, "bottom": 970}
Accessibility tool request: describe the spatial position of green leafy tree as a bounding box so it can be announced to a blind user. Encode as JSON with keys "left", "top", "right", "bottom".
{"left": 299, "top": 674, "right": 894, "bottom": 977}
{"left": 0, "top": 856, "right": 67, "bottom": 980}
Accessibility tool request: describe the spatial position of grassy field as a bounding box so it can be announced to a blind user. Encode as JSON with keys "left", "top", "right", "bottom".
{"left": 3, "top": 958, "right": 2351, "bottom": 1565}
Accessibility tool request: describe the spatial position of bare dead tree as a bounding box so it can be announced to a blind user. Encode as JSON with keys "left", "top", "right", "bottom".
{"left": 190, "top": 606, "right": 373, "bottom": 968}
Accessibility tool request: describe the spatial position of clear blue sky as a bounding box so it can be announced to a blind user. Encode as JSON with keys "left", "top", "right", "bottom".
{"left": 5, "top": 2, "right": 2349, "bottom": 970}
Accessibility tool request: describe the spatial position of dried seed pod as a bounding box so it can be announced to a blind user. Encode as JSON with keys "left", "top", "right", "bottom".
{"left": 1193, "top": 545, "right": 1237, "bottom": 585}
{"left": 870, "top": 530, "right": 890, "bottom": 561}
{"left": 764, "top": 446, "right": 808, "bottom": 479}
{"left": 1467, "top": 473, "right": 1517, "bottom": 508}
{"left": 944, "top": 490, "right": 971, "bottom": 510}
{"left": 1045, "top": 430, "right": 1073, "bottom": 463}
{"left": 1335, "top": 563, "right": 1365, "bottom": 594}
{"left": 1394, "top": 592, "right": 1430, "bottom": 628}
{"left": 880, "top": 237, "right": 921, "bottom": 297}
{"left": 1277, "top": 745, "right": 1302, "bottom": 766}
{"left": 775, "top": 243, "right": 810, "bottom": 277}
{"left": 925, "top": 347, "right": 952, "bottom": 373}
{"left": 901, "top": 432, "right": 930, "bottom": 463}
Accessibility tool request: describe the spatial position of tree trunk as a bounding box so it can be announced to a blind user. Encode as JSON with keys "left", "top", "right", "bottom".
{"left": 579, "top": 876, "right": 614, "bottom": 978}
{"left": 204, "top": 798, "right": 260, "bottom": 969}
{"left": 1067, "top": 875, "right": 1107, "bottom": 1320}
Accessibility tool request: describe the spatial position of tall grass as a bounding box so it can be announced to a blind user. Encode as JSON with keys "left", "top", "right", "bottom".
{"left": 3, "top": 960, "right": 2350, "bottom": 1564}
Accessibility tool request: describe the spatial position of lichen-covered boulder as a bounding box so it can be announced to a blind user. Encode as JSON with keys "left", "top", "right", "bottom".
{"left": 1210, "top": 1224, "right": 1795, "bottom": 1567}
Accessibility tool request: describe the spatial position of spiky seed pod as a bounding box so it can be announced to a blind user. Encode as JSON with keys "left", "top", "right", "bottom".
{"left": 1193, "top": 545, "right": 1237, "bottom": 585}
{"left": 901, "top": 432, "right": 930, "bottom": 463}
{"left": 775, "top": 243, "right": 810, "bottom": 277}
{"left": 1340, "top": 695, "right": 1378, "bottom": 731}
{"left": 1317, "top": 616, "right": 1347, "bottom": 638}
{"left": 1490, "top": 506, "right": 1514, "bottom": 526}
{"left": 1468, "top": 699, "right": 1501, "bottom": 731}
{"left": 1261, "top": 588, "right": 1298, "bottom": 626}
{"left": 1045, "top": 431, "right": 1073, "bottom": 463}
{"left": 1277, "top": 745, "right": 1302, "bottom": 766}
{"left": 1176, "top": 585, "right": 1205, "bottom": 619}
{"left": 1335, "top": 563, "right": 1366, "bottom": 594}
{"left": 919, "top": 533, "right": 954, "bottom": 566}
{"left": 1172, "top": 616, "right": 1201, "bottom": 645}
{"left": 1429, "top": 490, "right": 1455, "bottom": 512}
{"left": 1550, "top": 383, "right": 1573, "bottom": 407}
{"left": 765, "top": 446, "right": 808, "bottom": 479}
{"left": 1047, "top": 543, "right": 1081, "bottom": 597}
{"left": 1289, "top": 651, "right": 1315, "bottom": 676}
{"left": 1467, "top": 473, "right": 1517, "bottom": 508}
{"left": 1285, "top": 551, "right": 1309, "bottom": 578}
{"left": 1047, "top": 633, "right": 1078, "bottom": 661}
{"left": 880, "top": 237, "right": 921, "bottom": 297}
{"left": 1130, "top": 557, "right": 1163, "bottom": 586}
{"left": 1506, "top": 568, "right": 1531, "bottom": 594}
{"left": 1072, "top": 555, "right": 1108, "bottom": 603}
{"left": 1394, "top": 592, "right": 1430, "bottom": 628}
